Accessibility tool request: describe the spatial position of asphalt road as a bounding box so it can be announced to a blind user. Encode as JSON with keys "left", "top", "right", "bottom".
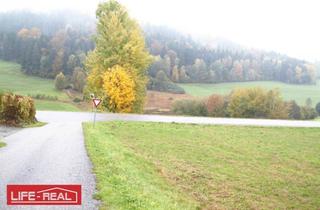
{"left": 1, "top": 111, "right": 320, "bottom": 210}
{"left": 0, "top": 122, "right": 99, "bottom": 210}
{"left": 37, "top": 111, "right": 320, "bottom": 127}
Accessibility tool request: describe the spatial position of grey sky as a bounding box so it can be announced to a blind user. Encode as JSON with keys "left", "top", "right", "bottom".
{"left": 1, "top": 0, "right": 319, "bottom": 62}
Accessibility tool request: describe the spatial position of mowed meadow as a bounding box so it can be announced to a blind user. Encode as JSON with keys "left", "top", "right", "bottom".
{"left": 0, "top": 60, "right": 80, "bottom": 111}
{"left": 180, "top": 80, "right": 320, "bottom": 105}
{"left": 84, "top": 121, "right": 320, "bottom": 209}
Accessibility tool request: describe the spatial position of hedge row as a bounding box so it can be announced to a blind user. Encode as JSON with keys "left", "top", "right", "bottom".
{"left": 172, "top": 88, "right": 319, "bottom": 120}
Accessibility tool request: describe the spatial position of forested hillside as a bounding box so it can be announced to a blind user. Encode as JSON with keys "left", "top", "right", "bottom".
{"left": 145, "top": 26, "right": 316, "bottom": 85}
{"left": 0, "top": 11, "right": 94, "bottom": 78}
{"left": 0, "top": 11, "right": 317, "bottom": 91}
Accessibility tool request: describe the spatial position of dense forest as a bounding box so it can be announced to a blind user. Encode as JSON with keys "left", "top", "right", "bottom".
{"left": 0, "top": 11, "right": 94, "bottom": 78}
{"left": 0, "top": 11, "right": 317, "bottom": 93}
{"left": 145, "top": 26, "right": 317, "bottom": 85}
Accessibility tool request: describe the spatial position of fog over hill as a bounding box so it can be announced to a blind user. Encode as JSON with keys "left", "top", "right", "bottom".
{"left": 0, "top": 0, "right": 319, "bottom": 62}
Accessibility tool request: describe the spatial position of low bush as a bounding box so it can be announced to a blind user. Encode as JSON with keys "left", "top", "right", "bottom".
{"left": 171, "top": 88, "right": 317, "bottom": 120}
{"left": 286, "top": 100, "right": 301, "bottom": 120}
{"left": 148, "top": 77, "right": 185, "bottom": 94}
{"left": 72, "top": 67, "right": 87, "bottom": 93}
{"left": 28, "top": 94, "right": 58, "bottom": 101}
{"left": 172, "top": 99, "right": 207, "bottom": 116}
{"left": 0, "top": 93, "right": 36, "bottom": 126}
{"left": 227, "top": 88, "right": 288, "bottom": 119}
{"left": 73, "top": 97, "right": 82, "bottom": 103}
{"left": 206, "top": 94, "right": 226, "bottom": 117}
{"left": 316, "top": 102, "right": 320, "bottom": 115}
{"left": 0, "top": 91, "right": 3, "bottom": 111}
{"left": 54, "top": 72, "right": 66, "bottom": 90}
{"left": 300, "top": 106, "right": 318, "bottom": 120}
{"left": 148, "top": 71, "right": 185, "bottom": 94}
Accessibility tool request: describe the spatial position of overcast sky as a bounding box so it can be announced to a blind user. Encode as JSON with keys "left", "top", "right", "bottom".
{"left": 1, "top": 0, "right": 319, "bottom": 62}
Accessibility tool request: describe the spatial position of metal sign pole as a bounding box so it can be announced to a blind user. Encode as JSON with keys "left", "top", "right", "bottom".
{"left": 91, "top": 94, "right": 101, "bottom": 128}
{"left": 93, "top": 107, "right": 97, "bottom": 128}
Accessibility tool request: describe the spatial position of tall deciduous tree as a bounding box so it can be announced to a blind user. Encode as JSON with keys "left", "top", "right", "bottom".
{"left": 103, "top": 65, "right": 135, "bottom": 113}
{"left": 86, "top": 0, "right": 151, "bottom": 113}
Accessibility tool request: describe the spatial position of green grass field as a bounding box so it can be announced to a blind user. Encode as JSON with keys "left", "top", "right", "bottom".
{"left": 34, "top": 100, "right": 80, "bottom": 112}
{"left": 83, "top": 122, "right": 320, "bottom": 209}
{"left": 179, "top": 80, "right": 320, "bottom": 105}
{"left": 0, "top": 60, "right": 79, "bottom": 111}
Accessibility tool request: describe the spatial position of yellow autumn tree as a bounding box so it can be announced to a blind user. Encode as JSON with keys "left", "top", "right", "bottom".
{"left": 85, "top": 0, "right": 152, "bottom": 113}
{"left": 103, "top": 65, "right": 135, "bottom": 113}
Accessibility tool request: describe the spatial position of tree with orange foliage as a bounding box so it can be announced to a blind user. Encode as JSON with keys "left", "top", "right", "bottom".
{"left": 85, "top": 0, "right": 151, "bottom": 113}
{"left": 206, "top": 94, "right": 225, "bottom": 117}
{"left": 103, "top": 65, "right": 135, "bottom": 113}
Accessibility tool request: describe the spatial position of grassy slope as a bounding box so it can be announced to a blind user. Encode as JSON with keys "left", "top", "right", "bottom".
{"left": 84, "top": 121, "right": 320, "bottom": 210}
{"left": 0, "top": 60, "right": 79, "bottom": 111}
{"left": 35, "top": 100, "right": 80, "bottom": 112}
{"left": 179, "top": 80, "right": 320, "bottom": 105}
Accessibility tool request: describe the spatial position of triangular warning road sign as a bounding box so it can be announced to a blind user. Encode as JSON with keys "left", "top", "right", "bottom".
{"left": 93, "top": 99, "right": 102, "bottom": 107}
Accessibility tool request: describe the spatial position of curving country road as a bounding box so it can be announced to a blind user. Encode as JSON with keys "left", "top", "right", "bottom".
{"left": 0, "top": 111, "right": 320, "bottom": 210}
{"left": 37, "top": 110, "right": 320, "bottom": 127}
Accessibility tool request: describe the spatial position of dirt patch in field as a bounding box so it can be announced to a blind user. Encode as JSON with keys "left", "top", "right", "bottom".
{"left": 62, "top": 90, "right": 195, "bottom": 114}
{"left": 145, "top": 91, "right": 194, "bottom": 114}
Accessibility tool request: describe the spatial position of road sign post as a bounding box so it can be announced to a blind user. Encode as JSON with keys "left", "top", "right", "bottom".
{"left": 92, "top": 98, "right": 102, "bottom": 128}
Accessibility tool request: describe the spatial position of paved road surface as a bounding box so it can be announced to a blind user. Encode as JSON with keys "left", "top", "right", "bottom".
{"left": 1, "top": 111, "right": 320, "bottom": 210}
{"left": 0, "top": 121, "right": 99, "bottom": 209}
{"left": 37, "top": 111, "right": 320, "bottom": 127}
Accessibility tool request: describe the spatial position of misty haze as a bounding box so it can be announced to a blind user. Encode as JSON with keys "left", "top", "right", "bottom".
{"left": 0, "top": 0, "right": 319, "bottom": 209}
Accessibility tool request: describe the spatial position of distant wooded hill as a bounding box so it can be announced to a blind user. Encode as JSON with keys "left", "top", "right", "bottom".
{"left": 0, "top": 11, "right": 317, "bottom": 92}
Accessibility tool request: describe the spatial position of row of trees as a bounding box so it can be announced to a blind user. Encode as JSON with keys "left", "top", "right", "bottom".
{"left": 0, "top": 11, "right": 317, "bottom": 89}
{"left": 0, "top": 11, "right": 94, "bottom": 78}
{"left": 173, "top": 88, "right": 319, "bottom": 120}
{"left": 146, "top": 27, "right": 317, "bottom": 86}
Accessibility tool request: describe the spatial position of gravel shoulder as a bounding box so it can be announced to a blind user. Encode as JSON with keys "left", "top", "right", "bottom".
{"left": 0, "top": 126, "right": 21, "bottom": 139}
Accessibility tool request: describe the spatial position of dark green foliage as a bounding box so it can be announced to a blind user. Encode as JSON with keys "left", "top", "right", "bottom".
{"left": 300, "top": 106, "right": 318, "bottom": 120}
{"left": 316, "top": 102, "right": 320, "bottom": 114}
{"left": 287, "top": 100, "right": 301, "bottom": 120}
{"left": 0, "top": 11, "right": 94, "bottom": 79}
{"left": 145, "top": 26, "right": 317, "bottom": 85}
{"left": 306, "top": 97, "right": 313, "bottom": 107}
{"left": 147, "top": 71, "right": 185, "bottom": 94}
{"left": 72, "top": 67, "right": 86, "bottom": 92}
{"left": 172, "top": 99, "right": 207, "bottom": 116}
{"left": 0, "top": 93, "right": 36, "bottom": 126}
{"left": 27, "top": 94, "right": 58, "bottom": 101}
{"left": 0, "top": 11, "right": 316, "bottom": 86}
{"left": 54, "top": 72, "right": 66, "bottom": 90}
{"left": 73, "top": 97, "right": 82, "bottom": 103}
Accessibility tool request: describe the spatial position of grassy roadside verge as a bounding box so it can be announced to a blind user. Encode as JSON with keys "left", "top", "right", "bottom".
{"left": 35, "top": 100, "right": 80, "bottom": 112}
{"left": 22, "top": 121, "right": 47, "bottom": 128}
{"left": 83, "top": 121, "right": 320, "bottom": 209}
{"left": 83, "top": 122, "right": 197, "bottom": 210}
